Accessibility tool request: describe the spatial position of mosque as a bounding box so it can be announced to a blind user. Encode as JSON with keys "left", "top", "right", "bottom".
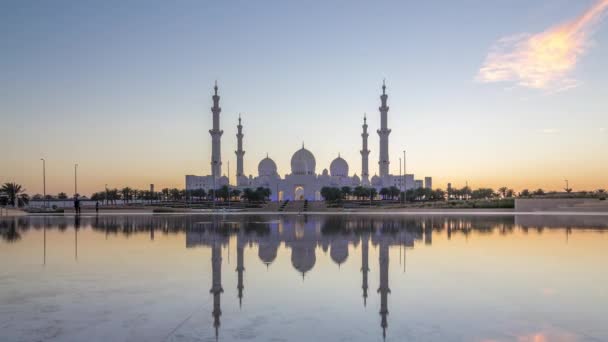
{"left": 185, "top": 81, "right": 433, "bottom": 201}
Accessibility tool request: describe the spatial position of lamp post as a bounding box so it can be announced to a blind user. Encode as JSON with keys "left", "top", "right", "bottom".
{"left": 40, "top": 158, "right": 46, "bottom": 208}
{"left": 403, "top": 150, "right": 406, "bottom": 204}
{"left": 227, "top": 161, "right": 230, "bottom": 210}
{"left": 74, "top": 164, "right": 78, "bottom": 197}
{"left": 399, "top": 157, "right": 402, "bottom": 205}
{"left": 105, "top": 184, "right": 108, "bottom": 205}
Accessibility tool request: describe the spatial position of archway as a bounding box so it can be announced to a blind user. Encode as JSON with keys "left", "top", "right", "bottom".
{"left": 278, "top": 191, "right": 284, "bottom": 202}
{"left": 294, "top": 186, "right": 305, "bottom": 200}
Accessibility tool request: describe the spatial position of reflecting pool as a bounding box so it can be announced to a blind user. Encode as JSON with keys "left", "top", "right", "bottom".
{"left": 1, "top": 214, "right": 608, "bottom": 341}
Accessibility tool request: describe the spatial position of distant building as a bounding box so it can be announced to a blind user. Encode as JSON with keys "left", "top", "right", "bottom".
{"left": 186, "top": 81, "right": 433, "bottom": 200}
{"left": 425, "top": 177, "right": 432, "bottom": 190}
{"left": 415, "top": 179, "right": 423, "bottom": 189}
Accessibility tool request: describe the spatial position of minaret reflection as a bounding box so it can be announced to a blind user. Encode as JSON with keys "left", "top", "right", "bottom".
{"left": 361, "top": 232, "right": 370, "bottom": 307}
{"left": 378, "top": 239, "right": 390, "bottom": 340}
{"left": 236, "top": 232, "right": 245, "bottom": 308}
{"left": 210, "top": 240, "right": 223, "bottom": 339}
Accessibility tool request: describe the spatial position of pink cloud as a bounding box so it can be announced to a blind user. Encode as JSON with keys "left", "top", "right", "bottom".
{"left": 477, "top": 0, "right": 608, "bottom": 91}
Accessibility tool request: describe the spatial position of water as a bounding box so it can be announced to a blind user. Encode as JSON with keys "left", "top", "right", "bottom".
{"left": 1, "top": 214, "right": 607, "bottom": 342}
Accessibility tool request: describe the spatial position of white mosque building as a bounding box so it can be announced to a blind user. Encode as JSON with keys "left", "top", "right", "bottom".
{"left": 185, "top": 81, "right": 432, "bottom": 201}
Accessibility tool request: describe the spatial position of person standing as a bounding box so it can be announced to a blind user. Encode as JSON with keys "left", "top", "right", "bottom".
{"left": 95, "top": 201, "right": 99, "bottom": 214}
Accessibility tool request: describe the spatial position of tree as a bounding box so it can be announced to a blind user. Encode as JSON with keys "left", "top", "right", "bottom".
{"left": 471, "top": 188, "right": 495, "bottom": 200}
{"left": 533, "top": 188, "right": 545, "bottom": 196}
{"left": 389, "top": 186, "right": 401, "bottom": 200}
{"left": 161, "top": 188, "right": 170, "bottom": 201}
{"left": 379, "top": 187, "right": 389, "bottom": 200}
{"left": 460, "top": 186, "right": 472, "bottom": 200}
{"left": 368, "top": 187, "right": 377, "bottom": 200}
{"left": 242, "top": 188, "right": 254, "bottom": 202}
{"left": 341, "top": 186, "right": 352, "bottom": 200}
{"left": 321, "top": 187, "right": 342, "bottom": 202}
{"left": 169, "top": 188, "right": 182, "bottom": 201}
{"left": 191, "top": 188, "right": 206, "bottom": 200}
{"left": 1, "top": 183, "right": 26, "bottom": 206}
{"left": 121, "top": 187, "right": 133, "bottom": 203}
{"left": 432, "top": 188, "right": 446, "bottom": 201}
{"left": 498, "top": 187, "right": 508, "bottom": 198}
{"left": 57, "top": 192, "right": 68, "bottom": 199}
{"left": 32, "top": 194, "right": 43, "bottom": 200}
{"left": 216, "top": 186, "right": 230, "bottom": 202}
{"left": 353, "top": 186, "right": 366, "bottom": 200}
{"left": 230, "top": 189, "right": 241, "bottom": 200}
{"left": 505, "top": 189, "right": 515, "bottom": 198}
{"left": 520, "top": 189, "right": 531, "bottom": 197}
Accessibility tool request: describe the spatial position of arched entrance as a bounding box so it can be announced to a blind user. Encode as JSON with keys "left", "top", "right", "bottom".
{"left": 294, "top": 186, "right": 305, "bottom": 200}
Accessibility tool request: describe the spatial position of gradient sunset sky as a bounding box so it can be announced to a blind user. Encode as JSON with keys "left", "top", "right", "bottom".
{"left": 1, "top": 0, "right": 607, "bottom": 195}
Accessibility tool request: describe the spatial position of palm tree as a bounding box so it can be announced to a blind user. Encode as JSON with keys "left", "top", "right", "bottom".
{"left": 121, "top": 187, "right": 133, "bottom": 204}
{"left": 57, "top": 192, "right": 68, "bottom": 199}
{"left": 230, "top": 189, "right": 241, "bottom": 201}
{"left": 341, "top": 186, "right": 352, "bottom": 200}
{"left": 1, "top": 182, "right": 26, "bottom": 206}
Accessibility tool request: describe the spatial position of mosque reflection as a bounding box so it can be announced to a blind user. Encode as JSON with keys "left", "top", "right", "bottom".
{"left": 186, "top": 215, "right": 421, "bottom": 339}
{"left": 2, "top": 213, "right": 608, "bottom": 340}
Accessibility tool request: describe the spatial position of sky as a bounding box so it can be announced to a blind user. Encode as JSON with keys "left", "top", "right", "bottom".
{"left": 1, "top": 0, "right": 607, "bottom": 196}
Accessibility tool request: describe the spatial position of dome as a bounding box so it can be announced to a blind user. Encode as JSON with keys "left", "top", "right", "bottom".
{"left": 322, "top": 168, "right": 329, "bottom": 176}
{"left": 258, "top": 156, "right": 278, "bottom": 177}
{"left": 291, "top": 145, "right": 316, "bottom": 175}
{"left": 352, "top": 173, "right": 361, "bottom": 184}
{"left": 371, "top": 174, "right": 381, "bottom": 186}
{"left": 330, "top": 240, "right": 349, "bottom": 265}
{"left": 291, "top": 246, "right": 316, "bottom": 275}
{"left": 330, "top": 155, "right": 349, "bottom": 177}
{"left": 258, "top": 241, "right": 279, "bottom": 265}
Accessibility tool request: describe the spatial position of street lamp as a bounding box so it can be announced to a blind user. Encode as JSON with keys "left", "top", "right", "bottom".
{"left": 402, "top": 150, "right": 406, "bottom": 204}
{"left": 74, "top": 164, "right": 78, "bottom": 197}
{"left": 399, "top": 157, "right": 402, "bottom": 206}
{"left": 105, "top": 184, "right": 108, "bottom": 205}
{"left": 40, "top": 158, "right": 46, "bottom": 208}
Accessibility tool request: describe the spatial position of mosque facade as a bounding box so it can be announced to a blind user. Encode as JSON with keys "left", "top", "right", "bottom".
{"left": 185, "top": 81, "right": 432, "bottom": 201}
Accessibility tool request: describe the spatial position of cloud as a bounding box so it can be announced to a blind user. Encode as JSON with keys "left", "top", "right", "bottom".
{"left": 477, "top": 0, "right": 608, "bottom": 91}
{"left": 600, "top": 127, "right": 606, "bottom": 133}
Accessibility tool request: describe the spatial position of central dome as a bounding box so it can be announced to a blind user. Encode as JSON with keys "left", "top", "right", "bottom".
{"left": 291, "top": 145, "right": 316, "bottom": 175}
{"left": 258, "top": 156, "right": 278, "bottom": 177}
{"left": 330, "top": 155, "right": 349, "bottom": 177}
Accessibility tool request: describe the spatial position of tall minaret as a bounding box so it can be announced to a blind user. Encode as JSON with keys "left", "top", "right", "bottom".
{"left": 361, "top": 233, "right": 370, "bottom": 306}
{"left": 360, "top": 114, "right": 370, "bottom": 186}
{"left": 210, "top": 241, "right": 223, "bottom": 339}
{"left": 236, "top": 232, "right": 245, "bottom": 308}
{"left": 235, "top": 114, "right": 245, "bottom": 181}
{"left": 209, "top": 81, "right": 223, "bottom": 178}
{"left": 378, "top": 239, "right": 390, "bottom": 340}
{"left": 377, "top": 80, "right": 391, "bottom": 178}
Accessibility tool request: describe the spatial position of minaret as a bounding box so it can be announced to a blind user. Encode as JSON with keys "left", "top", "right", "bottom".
{"left": 377, "top": 80, "right": 391, "bottom": 178}
{"left": 378, "top": 239, "right": 390, "bottom": 340}
{"left": 235, "top": 114, "right": 245, "bottom": 181}
{"left": 361, "top": 233, "right": 370, "bottom": 306}
{"left": 236, "top": 233, "right": 245, "bottom": 308}
{"left": 210, "top": 241, "right": 223, "bottom": 339}
{"left": 209, "top": 81, "right": 223, "bottom": 178}
{"left": 360, "top": 114, "right": 370, "bottom": 186}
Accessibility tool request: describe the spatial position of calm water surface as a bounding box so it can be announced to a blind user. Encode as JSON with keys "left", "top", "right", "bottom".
{"left": 1, "top": 214, "right": 607, "bottom": 342}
